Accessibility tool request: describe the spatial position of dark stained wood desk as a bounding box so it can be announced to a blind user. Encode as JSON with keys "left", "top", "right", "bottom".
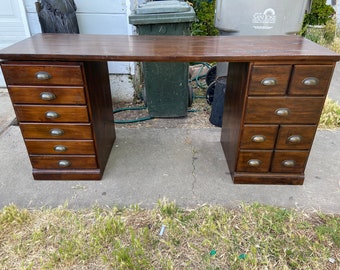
{"left": 0, "top": 34, "right": 339, "bottom": 184}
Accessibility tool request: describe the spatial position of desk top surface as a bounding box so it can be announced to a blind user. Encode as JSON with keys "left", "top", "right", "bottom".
{"left": 0, "top": 34, "right": 339, "bottom": 62}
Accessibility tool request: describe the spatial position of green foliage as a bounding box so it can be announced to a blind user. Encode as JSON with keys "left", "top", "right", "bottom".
{"left": 319, "top": 97, "right": 340, "bottom": 129}
{"left": 0, "top": 204, "right": 30, "bottom": 225}
{"left": 188, "top": 0, "right": 219, "bottom": 36}
{"left": 303, "top": 0, "right": 335, "bottom": 27}
{"left": 316, "top": 213, "right": 340, "bottom": 247}
{"left": 323, "top": 18, "right": 337, "bottom": 43}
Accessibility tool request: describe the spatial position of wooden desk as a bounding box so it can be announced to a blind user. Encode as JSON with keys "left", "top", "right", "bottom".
{"left": 0, "top": 34, "right": 339, "bottom": 183}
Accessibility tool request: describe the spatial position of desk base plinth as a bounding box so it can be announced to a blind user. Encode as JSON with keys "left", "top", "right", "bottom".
{"left": 32, "top": 169, "right": 103, "bottom": 181}
{"left": 232, "top": 172, "right": 304, "bottom": 185}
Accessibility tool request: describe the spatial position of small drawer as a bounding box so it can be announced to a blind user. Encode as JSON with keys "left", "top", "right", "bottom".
{"left": 14, "top": 105, "right": 89, "bottom": 123}
{"left": 1, "top": 62, "right": 84, "bottom": 86}
{"left": 271, "top": 151, "right": 309, "bottom": 173}
{"left": 236, "top": 150, "right": 272, "bottom": 173}
{"left": 248, "top": 65, "right": 291, "bottom": 95}
{"left": 20, "top": 123, "right": 93, "bottom": 139}
{"left": 288, "top": 65, "right": 334, "bottom": 96}
{"left": 276, "top": 125, "right": 317, "bottom": 150}
{"left": 30, "top": 155, "right": 98, "bottom": 169}
{"left": 245, "top": 97, "right": 325, "bottom": 124}
{"left": 240, "top": 125, "right": 278, "bottom": 149}
{"left": 8, "top": 86, "right": 86, "bottom": 104}
{"left": 25, "top": 139, "right": 95, "bottom": 155}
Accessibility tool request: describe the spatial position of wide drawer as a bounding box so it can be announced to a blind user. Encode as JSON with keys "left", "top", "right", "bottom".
{"left": 240, "top": 125, "right": 278, "bottom": 149}
{"left": 30, "top": 155, "right": 98, "bottom": 169}
{"left": 14, "top": 105, "right": 89, "bottom": 122}
{"left": 276, "top": 125, "right": 317, "bottom": 150}
{"left": 236, "top": 150, "right": 272, "bottom": 173}
{"left": 244, "top": 97, "right": 325, "bottom": 124}
{"left": 20, "top": 123, "right": 93, "bottom": 139}
{"left": 271, "top": 150, "right": 309, "bottom": 173}
{"left": 25, "top": 139, "right": 95, "bottom": 155}
{"left": 8, "top": 86, "right": 86, "bottom": 104}
{"left": 288, "top": 65, "right": 334, "bottom": 96}
{"left": 248, "top": 65, "right": 291, "bottom": 95}
{"left": 1, "top": 62, "right": 84, "bottom": 86}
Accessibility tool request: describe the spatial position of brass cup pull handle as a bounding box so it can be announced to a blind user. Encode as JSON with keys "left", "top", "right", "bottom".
{"left": 35, "top": 71, "right": 51, "bottom": 80}
{"left": 275, "top": 108, "right": 290, "bottom": 117}
{"left": 251, "top": 135, "right": 266, "bottom": 143}
{"left": 58, "top": 160, "right": 71, "bottom": 167}
{"left": 45, "top": 111, "right": 60, "bottom": 119}
{"left": 247, "top": 159, "right": 261, "bottom": 167}
{"left": 282, "top": 160, "right": 296, "bottom": 167}
{"left": 50, "top": 128, "right": 64, "bottom": 136}
{"left": 302, "top": 77, "right": 319, "bottom": 86}
{"left": 54, "top": 145, "right": 68, "bottom": 152}
{"left": 40, "top": 92, "right": 56, "bottom": 101}
{"left": 261, "top": 78, "right": 277, "bottom": 86}
{"left": 287, "top": 135, "right": 302, "bottom": 144}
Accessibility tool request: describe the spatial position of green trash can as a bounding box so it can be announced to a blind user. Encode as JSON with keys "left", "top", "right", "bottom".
{"left": 129, "top": 1, "right": 195, "bottom": 117}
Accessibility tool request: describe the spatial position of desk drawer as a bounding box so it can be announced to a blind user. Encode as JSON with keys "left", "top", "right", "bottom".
{"left": 8, "top": 86, "right": 86, "bottom": 105}
{"left": 1, "top": 63, "right": 84, "bottom": 86}
{"left": 25, "top": 139, "right": 95, "bottom": 155}
{"left": 30, "top": 155, "right": 98, "bottom": 169}
{"left": 276, "top": 125, "right": 317, "bottom": 150}
{"left": 236, "top": 150, "right": 272, "bottom": 173}
{"left": 249, "top": 65, "right": 291, "bottom": 95}
{"left": 20, "top": 123, "right": 93, "bottom": 139}
{"left": 289, "top": 65, "right": 334, "bottom": 96}
{"left": 271, "top": 151, "right": 309, "bottom": 173}
{"left": 14, "top": 105, "right": 89, "bottom": 123}
{"left": 240, "top": 125, "right": 278, "bottom": 149}
{"left": 245, "top": 97, "right": 325, "bottom": 124}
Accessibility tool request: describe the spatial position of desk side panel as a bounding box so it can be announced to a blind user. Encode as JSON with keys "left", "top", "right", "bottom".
{"left": 83, "top": 61, "right": 116, "bottom": 175}
{"left": 221, "top": 62, "right": 251, "bottom": 175}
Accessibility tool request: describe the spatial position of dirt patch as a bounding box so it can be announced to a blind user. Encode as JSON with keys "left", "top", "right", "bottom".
{"left": 113, "top": 98, "right": 216, "bottom": 129}
{"left": 113, "top": 67, "right": 219, "bottom": 129}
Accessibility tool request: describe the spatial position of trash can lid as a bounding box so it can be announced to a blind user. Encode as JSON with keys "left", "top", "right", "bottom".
{"left": 129, "top": 1, "right": 195, "bottom": 25}
{"left": 135, "top": 1, "right": 191, "bottom": 14}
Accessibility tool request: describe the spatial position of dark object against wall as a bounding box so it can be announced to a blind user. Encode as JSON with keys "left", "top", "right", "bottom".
{"left": 35, "top": 0, "right": 79, "bottom": 33}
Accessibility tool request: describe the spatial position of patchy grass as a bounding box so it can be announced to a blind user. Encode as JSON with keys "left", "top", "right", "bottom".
{"left": 0, "top": 201, "right": 339, "bottom": 269}
{"left": 319, "top": 97, "right": 340, "bottom": 129}
{"left": 324, "top": 36, "right": 340, "bottom": 53}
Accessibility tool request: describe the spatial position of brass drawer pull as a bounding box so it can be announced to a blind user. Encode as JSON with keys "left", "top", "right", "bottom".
{"left": 247, "top": 159, "right": 261, "bottom": 167}
{"left": 287, "top": 135, "right": 302, "bottom": 144}
{"left": 275, "top": 108, "right": 290, "bottom": 117}
{"left": 58, "top": 160, "right": 71, "bottom": 167}
{"left": 251, "top": 135, "right": 266, "bottom": 143}
{"left": 50, "top": 128, "right": 64, "bottom": 136}
{"left": 261, "top": 78, "right": 277, "bottom": 86}
{"left": 45, "top": 111, "right": 60, "bottom": 119}
{"left": 282, "top": 160, "right": 296, "bottom": 167}
{"left": 54, "top": 145, "right": 68, "bottom": 152}
{"left": 35, "top": 71, "right": 51, "bottom": 80}
{"left": 302, "top": 77, "right": 319, "bottom": 86}
{"left": 40, "top": 92, "right": 56, "bottom": 101}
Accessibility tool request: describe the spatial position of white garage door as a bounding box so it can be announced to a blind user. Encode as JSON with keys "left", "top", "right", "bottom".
{"left": 0, "top": 0, "right": 30, "bottom": 87}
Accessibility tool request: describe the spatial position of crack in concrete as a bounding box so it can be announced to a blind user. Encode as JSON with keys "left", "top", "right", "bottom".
{"left": 191, "top": 147, "right": 198, "bottom": 196}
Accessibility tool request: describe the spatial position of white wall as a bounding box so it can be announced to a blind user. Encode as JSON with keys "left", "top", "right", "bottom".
{"left": 23, "top": 0, "right": 134, "bottom": 75}
{"left": 21, "top": 0, "right": 141, "bottom": 102}
{"left": 2, "top": 0, "right": 146, "bottom": 100}
{"left": 0, "top": 0, "right": 30, "bottom": 87}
